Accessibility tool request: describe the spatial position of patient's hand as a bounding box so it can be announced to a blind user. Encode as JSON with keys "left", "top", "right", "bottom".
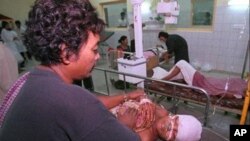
{"left": 127, "top": 89, "right": 145, "bottom": 101}
{"left": 117, "top": 108, "right": 138, "bottom": 129}
{"left": 162, "top": 52, "right": 170, "bottom": 63}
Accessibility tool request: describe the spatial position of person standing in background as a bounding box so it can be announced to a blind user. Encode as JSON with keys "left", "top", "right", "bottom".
{"left": 157, "top": 0, "right": 180, "bottom": 24}
{"left": 1, "top": 21, "right": 24, "bottom": 66}
{"left": 14, "top": 20, "right": 32, "bottom": 61}
{"left": 203, "top": 12, "right": 212, "bottom": 25}
{"left": 0, "top": 43, "right": 18, "bottom": 105}
{"left": 118, "top": 11, "right": 128, "bottom": 27}
{"left": 158, "top": 31, "right": 189, "bottom": 64}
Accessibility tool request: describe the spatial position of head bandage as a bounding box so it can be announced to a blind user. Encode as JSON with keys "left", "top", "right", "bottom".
{"left": 175, "top": 115, "right": 202, "bottom": 141}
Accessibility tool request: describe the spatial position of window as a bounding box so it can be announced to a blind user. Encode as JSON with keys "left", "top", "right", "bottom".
{"left": 99, "top": 0, "right": 128, "bottom": 28}
{"left": 99, "top": 0, "right": 215, "bottom": 30}
{"left": 165, "top": 0, "right": 215, "bottom": 29}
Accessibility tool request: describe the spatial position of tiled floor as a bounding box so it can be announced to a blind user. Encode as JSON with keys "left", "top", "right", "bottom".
{"left": 21, "top": 56, "right": 249, "bottom": 140}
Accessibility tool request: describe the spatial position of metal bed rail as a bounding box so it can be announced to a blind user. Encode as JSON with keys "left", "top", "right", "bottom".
{"left": 93, "top": 67, "right": 210, "bottom": 126}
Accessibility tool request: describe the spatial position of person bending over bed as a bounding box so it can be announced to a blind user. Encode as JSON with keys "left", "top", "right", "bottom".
{"left": 158, "top": 31, "right": 189, "bottom": 64}
{"left": 110, "top": 97, "right": 202, "bottom": 141}
{"left": 151, "top": 60, "right": 247, "bottom": 98}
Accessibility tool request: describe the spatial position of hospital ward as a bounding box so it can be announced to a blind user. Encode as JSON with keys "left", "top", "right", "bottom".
{"left": 0, "top": 0, "right": 249, "bottom": 141}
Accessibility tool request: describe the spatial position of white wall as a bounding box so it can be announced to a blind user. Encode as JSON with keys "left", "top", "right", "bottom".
{"left": 0, "top": 0, "right": 35, "bottom": 24}
{"left": 105, "top": 1, "right": 249, "bottom": 74}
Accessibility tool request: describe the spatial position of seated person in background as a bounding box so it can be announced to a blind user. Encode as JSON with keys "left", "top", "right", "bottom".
{"left": 110, "top": 96, "right": 202, "bottom": 141}
{"left": 106, "top": 35, "right": 132, "bottom": 69}
{"left": 151, "top": 60, "right": 247, "bottom": 98}
{"left": 158, "top": 31, "right": 189, "bottom": 64}
{"left": 117, "top": 35, "right": 131, "bottom": 59}
{"left": 117, "top": 35, "right": 130, "bottom": 52}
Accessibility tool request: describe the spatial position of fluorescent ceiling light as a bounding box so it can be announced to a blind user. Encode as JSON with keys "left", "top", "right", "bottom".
{"left": 141, "top": 1, "right": 150, "bottom": 14}
{"left": 228, "top": 0, "right": 249, "bottom": 6}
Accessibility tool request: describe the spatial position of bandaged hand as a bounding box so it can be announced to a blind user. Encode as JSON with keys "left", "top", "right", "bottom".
{"left": 117, "top": 107, "right": 138, "bottom": 129}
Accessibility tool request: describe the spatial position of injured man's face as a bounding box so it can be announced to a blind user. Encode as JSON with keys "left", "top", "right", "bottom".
{"left": 156, "top": 115, "right": 179, "bottom": 141}
{"left": 156, "top": 115, "right": 202, "bottom": 141}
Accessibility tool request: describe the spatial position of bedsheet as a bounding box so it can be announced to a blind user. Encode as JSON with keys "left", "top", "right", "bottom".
{"left": 145, "top": 79, "right": 245, "bottom": 114}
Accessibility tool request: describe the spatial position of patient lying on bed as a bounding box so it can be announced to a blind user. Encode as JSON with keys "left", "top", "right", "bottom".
{"left": 151, "top": 60, "right": 247, "bottom": 98}
{"left": 110, "top": 98, "right": 202, "bottom": 141}
{"left": 143, "top": 47, "right": 169, "bottom": 63}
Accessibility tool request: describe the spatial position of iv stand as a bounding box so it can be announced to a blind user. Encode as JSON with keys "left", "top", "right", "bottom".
{"left": 240, "top": 39, "right": 249, "bottom": 124}
{"left": 241, "top": 39, "right": 250, "bottom": 79}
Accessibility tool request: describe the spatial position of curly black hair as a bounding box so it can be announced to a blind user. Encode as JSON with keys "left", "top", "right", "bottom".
{"left": 24, "top": 0, "right": 105, "bottom": 65}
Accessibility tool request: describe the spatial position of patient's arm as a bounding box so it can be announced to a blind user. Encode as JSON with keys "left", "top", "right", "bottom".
{"left": 162, "top": 66, "right": 181, "bottom": 81}
{"left": 97, "top": 89, "right": 144, "bottom": 109}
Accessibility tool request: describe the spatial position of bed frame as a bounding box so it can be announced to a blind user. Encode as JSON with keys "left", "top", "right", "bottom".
{"left": 145, "top": 53, "right": 249, "bottom": 114}
{"left": 93, "top": 67, "right": 210, "bottom": 126}
{"left": 145, "top": 79, "right": 247, "bottom": 115}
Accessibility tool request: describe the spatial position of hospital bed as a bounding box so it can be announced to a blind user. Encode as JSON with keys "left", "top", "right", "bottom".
{"left": 96, "top": 53, "right": 249, "bottom": 124}
{"left": 145, "top": 78, "right": 247, "bottom": 115}
{"left": 94, "top": 67, "right": 250, "bottom": 141}
{"left": 105, "top": 49, "right": 249, "bottom": 121}
{"left": 94, "top": 67, "right": 210, "bottom": 126}
{"left": 144, "top": 55, "right": 249, "bottom": 117}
